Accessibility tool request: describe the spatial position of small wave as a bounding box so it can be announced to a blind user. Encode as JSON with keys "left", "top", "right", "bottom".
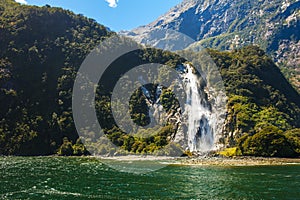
{"left": 0, "top": 187, "right": 110, "bottom": 199}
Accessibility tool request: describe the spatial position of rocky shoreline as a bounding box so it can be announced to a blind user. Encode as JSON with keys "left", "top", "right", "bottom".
{"left": 175, "top": 156, "right": 300, "bottom": 166}
{"left": 98, "top": 155, "right": 300, "bottom": 166}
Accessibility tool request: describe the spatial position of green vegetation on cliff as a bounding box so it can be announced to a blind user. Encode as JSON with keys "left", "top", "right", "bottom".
{"left": 0, "top": 0, "right": 184, "bottom": 155}
{"left": 0, "top": 0, "right": 111, "bottom": 155}
{"left": 208, "top": 46, "right": 300, "bottom": 157}
{"left": 0, "top": 0, "right": 299, "bottom": 157}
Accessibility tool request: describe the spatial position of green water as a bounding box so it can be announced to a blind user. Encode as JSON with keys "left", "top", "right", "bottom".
{"left": 0, "top": 157, "right": 300, "bottom": 199}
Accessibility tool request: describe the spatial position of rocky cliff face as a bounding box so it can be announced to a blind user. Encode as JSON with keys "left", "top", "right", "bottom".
{"left": 122, "top": 0, "right": 300, "bottom": 91}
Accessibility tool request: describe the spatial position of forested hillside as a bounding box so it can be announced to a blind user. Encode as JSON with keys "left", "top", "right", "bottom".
{"left": 0, "top": 0, "right": 111, "bottom": 155}
{"left": 0, "top": 0, "right": 299, "bottom": 157}
{"left": 0, "top": 0, "right": 185, "bottom": 155}
{"left": 207, "top": 46, "right": 300, "bottom": 157}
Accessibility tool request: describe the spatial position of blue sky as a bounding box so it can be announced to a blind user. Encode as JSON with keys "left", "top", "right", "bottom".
{"left": 16, "top": 0, "right": 182, "bottom": 31}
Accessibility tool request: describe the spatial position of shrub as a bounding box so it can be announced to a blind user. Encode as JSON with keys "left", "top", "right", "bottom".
{"left": 241, "top": 126, "right": 296, "bottom": 157}
{"left": 57, "top": 137, "right": 74, "bottom": 156}
{"left": 219, "top": 147, "right": 241, "bottom": 157}
{"left": 284, "top": 129, "right": 300, "bottom": 155}
{"left": 72, "top": 138, "right": 89, "bottom": 156}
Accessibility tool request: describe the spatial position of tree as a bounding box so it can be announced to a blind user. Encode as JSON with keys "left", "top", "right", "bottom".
{"left": 72, "top": 138, "right": 89, "bottom": 156}
{"left": 241, "top": 126, "right": 296, "bottom": 157}
{"left": 285, "top": 129, "right": 300, "bottom": 155}
{"left": 57, "top": 137, "right": 74, "bottom": 156}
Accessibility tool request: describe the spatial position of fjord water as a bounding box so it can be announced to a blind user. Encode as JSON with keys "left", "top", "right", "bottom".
{"left": 1, "top": 157, "right": 300, "bottom": 199}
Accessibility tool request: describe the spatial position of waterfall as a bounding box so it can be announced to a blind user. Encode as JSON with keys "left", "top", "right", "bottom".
{"left": 138, "top": 64, "right": 217, "bottom": 153}
{"left": 181, "top": 64, "right": 214, "bottom": 152}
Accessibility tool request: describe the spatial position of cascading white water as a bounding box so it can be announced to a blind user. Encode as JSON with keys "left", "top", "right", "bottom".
{"left": 138, "top": 65, "right": 216, "bottom": 153}
{"left": 182, "top": 64, "right": 214, "bottom": 152}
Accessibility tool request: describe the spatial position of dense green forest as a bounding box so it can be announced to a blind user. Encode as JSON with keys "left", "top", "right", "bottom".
{"left": 207, "top": 47, "right": 300, "bottom": 157}
{"left": 0, "top": 0, "right": 112, "bottom": 155}
{"left": 0, "top": 0, "right": 299, "bottom": 157}
{"left": 0, "top": 0, "right": 185, "bottom": 156}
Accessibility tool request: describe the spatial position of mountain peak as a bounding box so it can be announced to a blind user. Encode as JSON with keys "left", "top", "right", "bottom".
{"left": 122, "top": 0, "right": 300, "bottom": 91}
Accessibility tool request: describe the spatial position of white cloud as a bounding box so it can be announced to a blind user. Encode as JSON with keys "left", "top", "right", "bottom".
{"left": 105, "top": 0, "right": 118, "bottom": 8}
{"left": 15, "top": 0, "right": 28, "bottom": 4}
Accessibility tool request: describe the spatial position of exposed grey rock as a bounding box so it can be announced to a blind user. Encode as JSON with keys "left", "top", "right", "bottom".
{"left": 121, "top": 0, "right": 300, "bottom": 90}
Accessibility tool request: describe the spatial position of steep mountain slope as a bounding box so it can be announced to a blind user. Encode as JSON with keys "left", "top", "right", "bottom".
{"left": 0, "top": 0, "right": 186, "bottom": 155}
{"left": 0, "top": 0, "right": 112, "bottom": 155}
{"left": 206, "top": 46, "right": 300, "bottom": 149}
{"left": 0, "top": 0, "right": 299, "bottom": 156}
{"left": 123, "top": 0, "right": 300, "bottom": 91}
